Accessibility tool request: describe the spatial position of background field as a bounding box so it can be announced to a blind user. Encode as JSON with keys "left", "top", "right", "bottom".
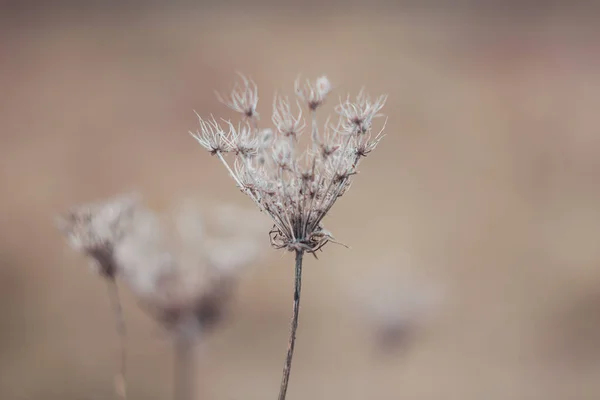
{"left": 2, "top": 3, "right": 600, "bottom": 399}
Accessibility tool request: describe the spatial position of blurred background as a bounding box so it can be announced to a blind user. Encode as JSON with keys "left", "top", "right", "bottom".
{"left": 2, "top": 1, "right": 600, "bottom": 399}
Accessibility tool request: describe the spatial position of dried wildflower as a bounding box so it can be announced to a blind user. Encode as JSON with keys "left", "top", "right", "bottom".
{"left": 108, "top": 198, "right": 262, "bottom": 334}
{"left": 194, "top": 75, "right": 385, "bottom": 257}
{"left": 57, "top": 194, "right": 139, "bottom": 278}
{"left": 191, "top": 74, "right": 387, "bottom": 400}
{"left": 59, "top": 195, "right": 264, "bottom": 400}
{"left": 57, "top": 193, "right": 140, "bottom": 400}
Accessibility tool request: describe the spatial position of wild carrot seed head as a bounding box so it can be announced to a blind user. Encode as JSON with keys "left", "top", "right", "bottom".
{"left": 192, "top": 75, "right": 387, "bottom": 256}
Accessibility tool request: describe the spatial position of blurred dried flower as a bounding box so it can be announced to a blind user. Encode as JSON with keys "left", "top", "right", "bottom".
{"left": 58, "top": 194, "right": 264, "bottom": 400}
{"left": 57, "top": 193, "right": 140, "bottom": 400}
{"left": 116, "top": 200, "right": 262, "bottom": 335}
{"left": 122, "top": 199, "right": 263, "bottom": 400}
{"left": 57, "top": 193, "right": 139, "bottom": 278}
{"left": 191, "top": 74, "right": 386, "bottom": 400}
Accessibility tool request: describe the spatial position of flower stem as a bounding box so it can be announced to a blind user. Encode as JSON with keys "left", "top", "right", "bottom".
{"left": 278, "top": 250, "right": 304, "bottom": 400}
{"left": 174, "top": 331, "right": 195, "bottom": 400}
{"left": 106, "top": 279, "right": 127, "bottom": 399}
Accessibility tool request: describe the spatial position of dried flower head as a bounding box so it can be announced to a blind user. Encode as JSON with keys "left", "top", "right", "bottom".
{"left": 57, "top": 193, "right": 140, "bottom": 278}
{"left": 59, "top": 195, "right": 263, "bottom": 334}
{"left": 114, "top": 200, "right": 263, "bottom": 334}
{"left": 56, "top": 193, "right": 142, "bottom": 400}
{"left": 192, "top": 75, "right": 387, "bottom": 256}
{"left": 59, "top": 195, "right": 265, "bottom": 400}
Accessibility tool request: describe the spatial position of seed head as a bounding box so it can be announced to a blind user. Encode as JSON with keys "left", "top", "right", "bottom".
{"left": 272, "top": 96, "right": 305, "bottom": 139}
{"left": 56, "top": 193, "right": 139, "bottom": 278}
{"left": 215, "top": 73, "right": 259, "bottom": 120}
{"left": 295, "top": 75, "right": 332, "bottom": 111}
{"left": 192, "top": 75, "right": 387, "bottom": 256}
{"left": 190, "top": 114, "right": 233, "bottom": 155}
{"left": 336, "top": 90, "right": 387, "bottom": 135}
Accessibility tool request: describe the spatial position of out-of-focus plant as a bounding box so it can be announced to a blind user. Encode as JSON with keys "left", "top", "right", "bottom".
{"left": 58, "top": 195, "right": 264, "bottom": 400}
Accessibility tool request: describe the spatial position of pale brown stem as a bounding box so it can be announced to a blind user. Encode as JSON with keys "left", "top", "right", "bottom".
{"left": 278, "top": 250, "right": 304, "bottom": 400}
{"left": 174, "top": 331, "right": 196, "bottom": 400}
{"left": 106, "top": 279, "right": 128, "bottom": 399}
{"left": 310, "top": 109, "right": 319, "bottom": 145}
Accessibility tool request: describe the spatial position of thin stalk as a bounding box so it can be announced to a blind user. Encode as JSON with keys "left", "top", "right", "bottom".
{"left": 278, "top": 250, "right": 304, "bottom": 400}
{"left": 106, "top": 279, "right": 128, "bottom": 399}
{"left": 174, "top": 331, "right": 195, "bottom": 400}
{"left": 310, "top": 108, "right": 319, "bottom": 146}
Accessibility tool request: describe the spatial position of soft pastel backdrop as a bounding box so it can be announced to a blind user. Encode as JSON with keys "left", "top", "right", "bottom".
{"left": 2, "top": 2, "right": 600, "bottom": 399}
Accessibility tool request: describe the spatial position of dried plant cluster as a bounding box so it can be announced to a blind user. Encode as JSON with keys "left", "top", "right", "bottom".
{"left": 192, "top": 74, "right": 387, "bottom": 256}
{"left": 58, "top": 194, "right": 264, "bottom": 400}
{"left": 57, "top": 75, "right": 387, "bottom": 400}
{"left": 58, "top": 194, "right": 262, "bottom": 333}
{"left": 192, "top": 74, "right": 387, "bottom": 400}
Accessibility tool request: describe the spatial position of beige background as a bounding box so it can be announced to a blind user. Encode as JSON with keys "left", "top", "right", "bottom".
{"left": 2, "top": 3, "right": 600, "bottom": 400}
